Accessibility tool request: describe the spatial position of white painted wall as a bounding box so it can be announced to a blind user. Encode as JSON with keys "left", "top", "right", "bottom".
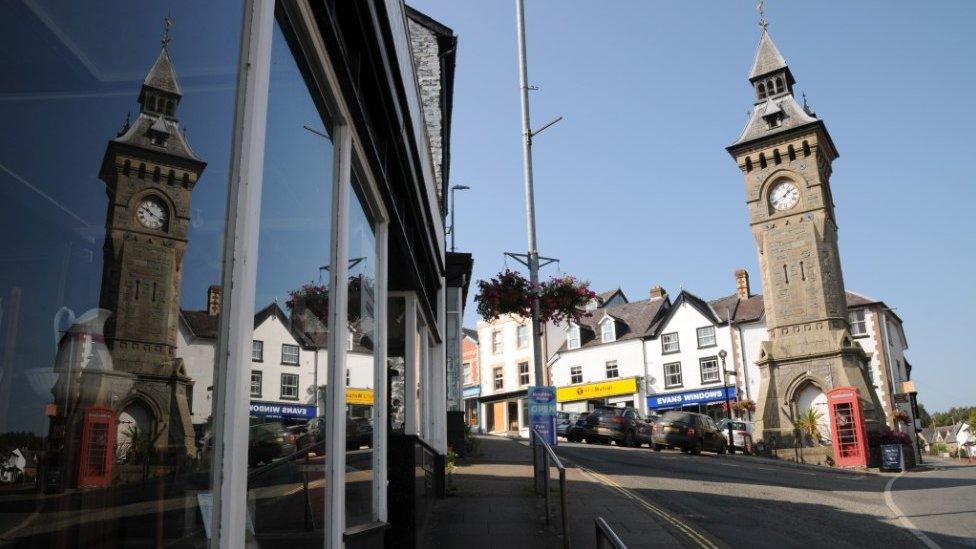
{"left": 735, "top": 320, "right": 767, "bottom": 404}
{"left": 177, "top": 320, "right": 216, "bottom": 425}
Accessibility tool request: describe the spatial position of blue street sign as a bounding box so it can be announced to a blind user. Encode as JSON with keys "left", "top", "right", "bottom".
{"left": 528, "top": 385, "right": 557, "bottom": 446}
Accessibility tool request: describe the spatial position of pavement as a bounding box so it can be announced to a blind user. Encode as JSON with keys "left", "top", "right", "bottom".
{"left": 885, "top": 458, "right": 976, "bottom": 548}
{"left": 421, "top": 435, "right": 692, "bottom": 549}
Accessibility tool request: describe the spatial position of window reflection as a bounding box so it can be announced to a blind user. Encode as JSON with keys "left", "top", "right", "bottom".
{"left": 0, "top": 2, "right": 240, "bottom": 545}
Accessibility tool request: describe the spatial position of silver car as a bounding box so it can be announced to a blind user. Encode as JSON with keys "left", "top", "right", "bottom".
{"left": 716, "top": 419, "right": 754, "bottom": 453}
{"left": 556, "top": 411, "right": 580, "bottom": 438}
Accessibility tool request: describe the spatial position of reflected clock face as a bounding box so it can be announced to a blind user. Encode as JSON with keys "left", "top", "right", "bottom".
{"left": 136, "top": 198, "right": 168, "bottom": 229}
{"left": 770, "top": 181, "right": 799, "bottom": 211}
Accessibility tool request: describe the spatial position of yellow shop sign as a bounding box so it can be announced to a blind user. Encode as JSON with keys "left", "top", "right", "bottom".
{"left": 556, "top": 377, "right": 637, "bottom": 403}
{"left": 346, "top": 388, "right": 374, "bottom": 405}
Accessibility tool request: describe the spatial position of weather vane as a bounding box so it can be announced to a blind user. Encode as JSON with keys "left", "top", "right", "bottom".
{"left": 161, "top": 14, "right": 173, "bottom": 48}
{"left": 757, "top": 0, "right": 768, "bottom": 31}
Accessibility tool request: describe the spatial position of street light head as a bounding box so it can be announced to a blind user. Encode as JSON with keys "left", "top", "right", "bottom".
{"left": 718, "top": 349, "right": 728, "bottom": 359}
{"left": 452, "top": 184, "right": 471, "bottom": 191}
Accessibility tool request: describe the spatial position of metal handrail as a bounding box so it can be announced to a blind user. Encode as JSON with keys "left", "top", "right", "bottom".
{"left": 595, "top": 517, "right": 628, "bottom": 549}
{"left": 532, "top": 427, "right": 570, "bottom": 549}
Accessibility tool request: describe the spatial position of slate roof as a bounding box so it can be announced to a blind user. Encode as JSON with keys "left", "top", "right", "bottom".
{"left": 112, "top": 112, "right": 203, "bottom": 163}
{"left": 462, "top": 328, "right": 479, "bottom": 342}
{"left": 144, "top": 48, "right": 182, "bottom": 96}
{"left": 730, "top": 93, "right": 819, "bottom": 148}
{"left": 749, "top": 31, "right": 788, "bottom": 80}
{"left": 730, "top": 291, "right": 890, "bottom": 324}
{"left": 558, "top": 296, "right": 668, "bottom": 352}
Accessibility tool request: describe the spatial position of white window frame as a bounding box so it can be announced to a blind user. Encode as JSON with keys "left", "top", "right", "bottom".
{"left": 696, "top": 326, "right": 716, "bottom": 348}
{"left": 493, "top": 367, "right": 504, "bottom": 390}
{"left": 280, "top": 373, "right": 300, "bottom": 401}
{"left": 250, "top": 370, "right": 262, "bottom": 398}
{"left": 570, "top": 366, "right": 583, "bottom": 384}
{"left": 251, "top": 340, "right": 264, "bottom": 361}
{"left": 517, "top": 324, "right": 529, "bottom": 349}
{"left": 664, "top": 362, "right": 683, "bottom": 388}
{"left": 518, "top": 361, "right": 530, "bottom": 386}
{"left": 605, "top": 360, "right": 619, "bottom": 379}
{"left": 699, "top": 356, "right": 720, "bottom": 384}
{"left": 463, "top": 362, "right": 472, "bottom": 385}
{"left": 849, "top": 309, "right": 867, "bottom": 336}
{"left": 600, "top": 318, "right": 616, "bottom": 343}
{"left": 281, "top": 343, "right": 300, "bottom": 365}
{"left": 661, "top": 332, "right": 680, "bottom": 354}
{"left": 492, "top": 330, "right": 503, "bottom": 354}
{"left": 567, "top": 325, "right": 580, "bottom": 350}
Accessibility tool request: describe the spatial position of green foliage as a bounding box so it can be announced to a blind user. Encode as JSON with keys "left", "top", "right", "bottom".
{"left": 930, "top": 406, "right": 976, "bottom": 427}
{"left": 915, "top": 404, "right": 932, "bottom": 427}
{"left": 796, "top": 408, "right": 823, "bottom": 442}
{"left": 968, "top": 410, "right": 976, "bottom": 434}
{"left": 0, "top": 431, "right": 42, "bottom": 454}
{"left": 931, "top": 442, "right": 948, "bottom": 454}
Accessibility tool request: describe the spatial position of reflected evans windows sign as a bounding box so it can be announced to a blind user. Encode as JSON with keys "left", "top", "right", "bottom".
{"left": 647, "top": 386, "right": 735, "bottom": 410}
{"left": 249, "top": 402, "right": 316, "bottom": 419}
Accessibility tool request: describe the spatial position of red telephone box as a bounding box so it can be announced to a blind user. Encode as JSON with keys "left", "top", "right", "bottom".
{"left": 827, "top": 387, "right": 868, "bottom": 468}
{"left": 77, "top": 406, "right": 116, "bottom": 488}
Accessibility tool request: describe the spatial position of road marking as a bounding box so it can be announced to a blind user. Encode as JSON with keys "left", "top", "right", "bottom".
{"left": 884, "top": 472, "right": 942, "bottom": 549}
{"left": 577, "top": 465, "right": 721, "bottom": 549}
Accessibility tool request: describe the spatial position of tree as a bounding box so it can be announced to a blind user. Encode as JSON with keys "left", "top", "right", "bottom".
{"left": 916, "top": 404, "right": 932, "bottom": 428}
{"left": 968, "top": 410, "right": 976, "bottom": 435}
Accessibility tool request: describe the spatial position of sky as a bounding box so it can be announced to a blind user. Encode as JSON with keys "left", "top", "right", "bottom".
{"left": 407, "top": 1, "right": 976, "bottom": 412}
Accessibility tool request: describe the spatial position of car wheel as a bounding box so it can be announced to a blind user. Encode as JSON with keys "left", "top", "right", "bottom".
{"left": 624, "top": 430, "right": 636, "bottom": 448}
{"left": 653, "top": 444, "right": 663, "bottom": 452}
{"left": 691, "top": 439, "right": 702, "bottom": 455}
{"left": 718, "top": 441, "right": 727, "bottom": 455}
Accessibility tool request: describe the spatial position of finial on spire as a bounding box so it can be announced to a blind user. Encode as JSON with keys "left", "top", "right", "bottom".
{"left": 161, "top": 14, "right": 173, "bottom": 49}
{"left": 757, "top": 0, "right": 768, "bottom": 31}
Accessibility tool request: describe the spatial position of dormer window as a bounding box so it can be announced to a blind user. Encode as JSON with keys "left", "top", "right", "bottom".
{"left": 567, "top": 325, "right": 580, "bottom": 350}
{"left": 600, "top": 317, "right": 616, "bottom": 343}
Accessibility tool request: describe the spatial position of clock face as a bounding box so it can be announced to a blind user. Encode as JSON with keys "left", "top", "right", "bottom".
{"left": 136, "top": 198, "right": 168, "bottom": 230}
{"left": 770, "top": 181, "right": 800, "bottom": 211}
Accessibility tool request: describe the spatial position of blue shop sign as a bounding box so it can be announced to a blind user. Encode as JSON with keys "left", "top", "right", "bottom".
{"left": 249, "top": 401, "right": 317, "bottom": 420}
{"left": 647, "top": 386, "right": 736, "bottom": 410}
{"left": 462, "top": 386, "right": 481, "bottom": 398}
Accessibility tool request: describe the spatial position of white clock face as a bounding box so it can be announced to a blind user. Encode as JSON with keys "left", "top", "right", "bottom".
{"left": 136, "top": 198, "right": 168, "bottom": 230}
{"left": 770, "top": 181, "right": 800, "bottom": 211}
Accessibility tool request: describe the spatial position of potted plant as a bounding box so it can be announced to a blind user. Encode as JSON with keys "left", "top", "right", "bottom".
{"left": 737, "top": 399, "right": 756, "bottom": 413}
{"left": 538, "top": 275, "right": 596, "bottom": 325}
{"left": 474, "top": 270, "right": 534, "bottom": 321}
{"left": 796, "top": 408, "right": 824, "bottom": 446}
{"left": 893, "top": 410, "right": 910, "bottom": 424}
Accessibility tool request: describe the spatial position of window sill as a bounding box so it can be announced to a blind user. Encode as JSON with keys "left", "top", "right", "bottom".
{"left": 700, "top": 379, "right": 722, "bottom": 385}
{"left": 280, "top": 397, "right": 299, "bottom": 401}
{"left": 852, "top": 333, "right": 869, "bottom": 339}
{"left": 661, "top": 350, "right": 681, "bottom": 355}
{"left": 281, "top": 362, "right": 300, "bottom": 366}
{"left": 697, "top": 344, "right": 717, "bottom": 350}
{"left": 252, "top": 358, "right": 264, "bottom": 363}
{"left": 664, "top": 385, "right": 684, "bottom": 390}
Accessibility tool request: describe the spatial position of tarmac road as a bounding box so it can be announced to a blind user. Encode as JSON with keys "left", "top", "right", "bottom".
{"left": 554, "top": 440, "right": 931, "bottom": 548}
{"left": 886, "top": 459, "right": 976, "bottom": 548}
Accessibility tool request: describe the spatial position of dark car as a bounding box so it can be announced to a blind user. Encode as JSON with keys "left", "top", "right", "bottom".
{"left": 304, "top": 416, "right": 374, "bottom": 452}
{"left": 565, "top": 412, "right": 589, "bottom": 442}
{"left": 651, "top": 411, "right": 726, "bottom": 455}
{"left": 249, "top": 421, "right": 298, "bottom": 467}
{"left": 578, "top": 406, "right": 654, "bottom": 447}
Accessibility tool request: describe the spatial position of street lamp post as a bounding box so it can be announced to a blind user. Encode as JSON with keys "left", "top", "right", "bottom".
{"left": 448, "top": 184, "right": 470, "bottom": 252}
{"left": 719, "top": 350, "right": 735, "bottom": 455}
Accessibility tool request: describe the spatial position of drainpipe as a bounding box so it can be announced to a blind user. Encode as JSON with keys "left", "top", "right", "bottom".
{"left": 640, "top": 337, "right": 650, "bottom": 415}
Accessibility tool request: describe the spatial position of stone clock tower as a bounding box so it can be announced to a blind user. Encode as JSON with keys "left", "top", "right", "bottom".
{"left": 727, "top": 27, "right": 884, "bottom": 444}
{"left": 93, "top": 38, "right": 206, "bottom": 458}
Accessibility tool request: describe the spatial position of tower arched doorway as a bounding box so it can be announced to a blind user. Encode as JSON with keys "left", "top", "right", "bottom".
{"left": 792, "top": 381, "right": 831, "bottom": 445}
{"left": 116, "top": 399, "right": 155, "bottom": 462}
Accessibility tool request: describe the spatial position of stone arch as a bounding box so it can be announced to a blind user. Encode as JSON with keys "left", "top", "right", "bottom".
{"left": 115, "top": 395, "right": 160, "bottom": 460}
{"left": 785, "top": 375, "right": 831, "bottom": 442}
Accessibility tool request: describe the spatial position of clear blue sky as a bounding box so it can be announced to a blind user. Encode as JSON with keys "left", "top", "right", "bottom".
{"left": 409, "top": 1, "right": 976, "bottom": 412}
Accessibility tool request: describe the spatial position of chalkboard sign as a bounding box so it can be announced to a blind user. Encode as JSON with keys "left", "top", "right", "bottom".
{"left": 881, "top": 444, "right": 903, "bottom": 471}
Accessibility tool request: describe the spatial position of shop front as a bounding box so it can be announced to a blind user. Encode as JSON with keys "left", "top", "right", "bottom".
{"left": 462, "top": 386, "right": 480, "bottom": 428}
{"left": 647, "top": 386, "right": 737, "bottom": 421}
{"left": 556, "top": 377, "right": 641, "bottom": 413}
{"left": 479, "top": 390, "right": 527, "bottom": 434}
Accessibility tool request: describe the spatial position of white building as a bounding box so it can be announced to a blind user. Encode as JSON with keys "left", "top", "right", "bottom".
{"left": 476, "top": 315, "right": 536, "bottom": 434}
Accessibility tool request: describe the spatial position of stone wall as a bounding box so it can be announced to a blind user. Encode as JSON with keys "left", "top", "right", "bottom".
{"left": 407, "top": 19, "right": 444, "bottom": 202}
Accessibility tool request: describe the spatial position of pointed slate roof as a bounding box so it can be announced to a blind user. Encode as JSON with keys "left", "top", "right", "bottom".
{"left": 144, "top": 48, "right": 182, "bottom": 96}
{"left": 749, "top": 31, "right": 788, "bottom": 80}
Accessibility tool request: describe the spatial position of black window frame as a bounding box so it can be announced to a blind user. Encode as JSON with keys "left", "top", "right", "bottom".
{"left": 251, "top": 370, "right": 263, "bottom": 398}
{"left": 696, "top": 326, "right": 716, "bottom": 349}
{"left": 280, "top": 372, "right": 299, "bottom": 401}
{"left": 281, "top": 343, "right": 300, "bottom": 365}
{"left": 605, "top": 360, "right": 619, "bottom": 379}
{"left": 252, "top": 339, "right": 264, "bottom": 362}
{"left": 661, "top": 332, "right": 680, "bottom": 354}
{"left": 664, "top": 361, "right": 683, "bottom": 389}
{"left": 699, "top": 356, "right": 720, "bottom": 384}
{"left": 570, "top": 366, "right": 582, "bottom": 385}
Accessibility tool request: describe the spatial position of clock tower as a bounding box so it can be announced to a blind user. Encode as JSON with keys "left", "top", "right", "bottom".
{"left": 727, "top": 27, "right": 884, "bottom": 444}
{"left": 94, "top": 36, "right": 206, "bottom": 458}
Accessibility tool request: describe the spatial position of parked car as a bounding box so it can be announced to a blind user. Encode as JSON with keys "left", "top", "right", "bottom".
{"left": 249, "top": 421, "right": 298, "bottom": 467}
{"left": 304, "top": 416, "right": 374, "bottom": 452}
{"left": 715, "top": 419, "right": 754, "bottom": 453}
{"left": 651, "top": 411, "right": 726, "bottom": 455}
{"left": 565, "top": 412, "right": 589, "bottom": 443}
{"left": 556, "top": 411, "right": 581, "bottom": 438}
{"left": 578, "top": 406, "right": 654, "bottom": 447}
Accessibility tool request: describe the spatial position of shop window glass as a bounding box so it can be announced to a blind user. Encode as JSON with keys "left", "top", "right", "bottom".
{"left": 0, "top": 2, "right": 241, "bottom": 545}
{"left": 246, "top": 22, "right": 334, "bottom": 542}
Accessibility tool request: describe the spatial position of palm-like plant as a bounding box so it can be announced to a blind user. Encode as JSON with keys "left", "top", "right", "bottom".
{"left": 796, "top": 408, "right": 824, "bottom": 445}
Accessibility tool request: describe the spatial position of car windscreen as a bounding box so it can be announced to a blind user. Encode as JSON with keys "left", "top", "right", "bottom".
{"left": 662, "top": 411, "right": 695, "bottom": 424}
{"left": 589, "top": 407, "right": 625, "bottom": 417}
{"left": 731, "top": 422, "right": 748, "bottom": 430}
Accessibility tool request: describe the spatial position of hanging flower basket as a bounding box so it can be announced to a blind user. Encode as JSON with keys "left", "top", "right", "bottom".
{"left": 894, "top": 410, "right": 910, "bottom": 424}
{"left": 737, "top": 399, "right": 757, "bottom": 413}
{"left": 287, "top": 283, "right": 329, "bottom": 321}
{"left": 474, "top": 270, "right": 533, "bottom": 321}
{"left": 538, "top": 275, "right": 596, "bottom": 326}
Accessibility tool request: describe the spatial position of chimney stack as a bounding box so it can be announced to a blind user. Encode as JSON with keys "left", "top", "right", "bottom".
{"left": 207, "top": 285, "right": 222, "bottom": 316}
{"left": 649, "top": 285, "right": 666, "bottom": 300}
{"left": 735, "top": 270, "right": 750, "bottom": 299}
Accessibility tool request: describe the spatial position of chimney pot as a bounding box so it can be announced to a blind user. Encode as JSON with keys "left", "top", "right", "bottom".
{"left": 650, "top": 285, "right": 666, "bottom": 300}
{"left": 207, "top": 285, "right": 222, "bottom": 316}
{"left": 735, "top": 269, "right": 750, "bottom": 299}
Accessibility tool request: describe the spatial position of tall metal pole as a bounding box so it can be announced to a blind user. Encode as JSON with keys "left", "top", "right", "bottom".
{"left": 450, "top": 186, "right": 457, "bottom": 252}
{"left": 515, "top": 0, "right": 545, "bottom": 390}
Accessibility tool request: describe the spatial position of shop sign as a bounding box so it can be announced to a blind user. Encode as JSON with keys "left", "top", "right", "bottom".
{"left": 249, "top": 401, "right": 316, "bottom": 419}
{"left": 556, "top": 377, "right": 637, "bottom": 403}
{"left": 346, "top": 388, "right": 374, "bottom": 405}
{"left": 462, "top": 386, "right": 481, "bottom": 399}
{"left": 528, "top": 385, "right": 556, "bottom": 446}
{"left": 647, "top": 386, "right": 735, "bottom": 410}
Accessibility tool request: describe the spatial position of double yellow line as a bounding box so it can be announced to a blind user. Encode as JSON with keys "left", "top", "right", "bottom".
{"left": 579, "top": 465, "right": 720, "bottom": 549}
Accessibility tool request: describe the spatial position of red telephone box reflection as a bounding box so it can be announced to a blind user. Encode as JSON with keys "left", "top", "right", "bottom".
{"left": 78, "top": 406, "right": 116, "bottom": 488}
{"left": 827, "top": 387, "right": 868, "bottom": 468}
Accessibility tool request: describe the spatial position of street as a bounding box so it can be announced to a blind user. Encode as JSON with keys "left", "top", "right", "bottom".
{"left": 552, "top": 441, "right": 947, "bottom": 548}
{"left": 887, "top": 460, "right": 976, "bottom": 548}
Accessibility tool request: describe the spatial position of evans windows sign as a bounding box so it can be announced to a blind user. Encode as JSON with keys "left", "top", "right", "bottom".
{"left": 647, "top": 386, "right": 735, "bottom": 410}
